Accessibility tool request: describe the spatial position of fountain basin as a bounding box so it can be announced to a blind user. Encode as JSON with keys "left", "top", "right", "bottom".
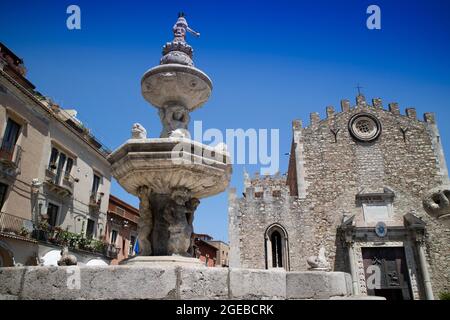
{"left": 108, "top": 137, "right": 231, "bottom": 199}
{"left": 141, "top": 64, "right": 212, "bottom": 111}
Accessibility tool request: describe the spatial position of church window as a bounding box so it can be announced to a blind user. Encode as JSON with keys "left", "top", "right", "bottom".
{"left": 349, "top": 113, "right": 381, "bottom": 142}
{"left": 265, "top": 224, "right": 289, "bottom": 270}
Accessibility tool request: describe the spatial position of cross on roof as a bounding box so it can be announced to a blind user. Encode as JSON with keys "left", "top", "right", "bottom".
{"left": 355, "top": 84, "right": 363, "bottom": 96}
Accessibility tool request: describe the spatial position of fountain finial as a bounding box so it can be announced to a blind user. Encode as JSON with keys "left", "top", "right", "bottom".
{"left": 173, "top": 12, "right": 200, "bottom": 41}
{"left": 161, "top": 13, "right": 200, "bottom": 66}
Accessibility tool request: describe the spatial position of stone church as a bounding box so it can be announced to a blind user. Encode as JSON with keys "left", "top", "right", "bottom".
{"left": 229, "top": 94, "right": 450, "bottom": 300}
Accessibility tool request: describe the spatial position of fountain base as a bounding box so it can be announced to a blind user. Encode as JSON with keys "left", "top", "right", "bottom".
{"left": 120, "top": 255, "right": 205, "bottom": 267}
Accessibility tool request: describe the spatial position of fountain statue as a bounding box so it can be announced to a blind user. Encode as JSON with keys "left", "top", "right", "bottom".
{"left": 108, "top": 13, "right": 232, "bottom": 265}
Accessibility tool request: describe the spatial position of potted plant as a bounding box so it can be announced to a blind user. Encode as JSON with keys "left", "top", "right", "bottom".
{"left": 49, "top": 227, "right": 62, "bottom": 244}
{"left": 35, "top": 221, "right": 50, "bottom": 241}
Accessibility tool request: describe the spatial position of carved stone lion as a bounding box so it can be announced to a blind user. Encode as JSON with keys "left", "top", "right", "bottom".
{"left": 131, "top": 123, "right": 147, "bottom": 139}
{"left": 307, "top": 247, "right": 330, "bottom": 270}
{"left": 169, "top": 128, "right": 190, "bottom": 139}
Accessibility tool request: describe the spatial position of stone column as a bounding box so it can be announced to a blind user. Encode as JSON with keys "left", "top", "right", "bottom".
{"left": 347, "top": 241, "right": 359, "bottom": 295}
{"left": 416, "top": 238, "right": 434, "bottom": 300}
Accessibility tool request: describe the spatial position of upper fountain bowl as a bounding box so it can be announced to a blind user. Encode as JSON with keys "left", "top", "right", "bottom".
{"left": 141, "top": 64, "right": 212, "bottom": 111}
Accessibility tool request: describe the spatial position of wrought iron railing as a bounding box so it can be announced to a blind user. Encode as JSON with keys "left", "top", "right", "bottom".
{"left": 62, "top": 172, "right": 75, "bottom": 189}
{"left": 89, "top": 192, "right": 102, "bottom": 210}
{"left": 0, "top": 211, "right": 33, "bottom": 236}
{"left": 0, "top": 141, "right": 22, "bottom": 168}
{"left": 44, "top": 166, "right": 74, "bottom": 195}
{"left": 104, "top": 243, "right": 119, "bottom": 259}
{"left": 0, "top": 213, "right": 116, "bottom": 258}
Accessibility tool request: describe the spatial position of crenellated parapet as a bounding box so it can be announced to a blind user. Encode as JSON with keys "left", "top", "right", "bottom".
{"left": 241, "top": 172, "right": 290, "bottom": 200}
{"left": 291, "top": 95, "right": 437, "bottom": 131}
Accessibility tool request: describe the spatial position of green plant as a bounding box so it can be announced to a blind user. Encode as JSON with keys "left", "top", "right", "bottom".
{"left": 19, "top": 227, "right": 30, "bottom": 237}
{"left": 439, "top": 291, "right": 450, "bottom": 300}
{"left": 89, "top": 239, "right": 105, "bottom": 253}
{"left": 37, "top": 221, "right": 50, "bottom": 231}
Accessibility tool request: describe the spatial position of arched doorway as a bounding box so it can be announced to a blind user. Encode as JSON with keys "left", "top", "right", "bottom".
{"left": 265, "top": 224, "right": 289, "bottom": 270}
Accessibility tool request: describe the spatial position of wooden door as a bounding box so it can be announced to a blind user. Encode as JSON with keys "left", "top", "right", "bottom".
{"left": 362, "top": 247, "right": 413, "bottom": 300}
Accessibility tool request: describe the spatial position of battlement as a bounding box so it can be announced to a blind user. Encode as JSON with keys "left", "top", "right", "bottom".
{"left": 241, "top": 172, "right": 290, "bottom": 200}
{"left": 293, "top": 95, "right": 437, "bottom": 130}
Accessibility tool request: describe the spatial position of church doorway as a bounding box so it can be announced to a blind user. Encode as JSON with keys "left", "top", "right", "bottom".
{"left": 362, "top": 247, "right": 413, "bottom": 300}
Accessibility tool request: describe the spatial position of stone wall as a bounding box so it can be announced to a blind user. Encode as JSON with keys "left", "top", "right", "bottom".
{"left": 229, "top": 95, "right": 450, "bottom": 298}
{"left": 0, "top": 265, "right": 352, "bottom": 300}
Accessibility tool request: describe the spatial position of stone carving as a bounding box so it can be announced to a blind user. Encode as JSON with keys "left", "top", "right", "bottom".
{"left": 307, "top": 246, "right": 330, "bottom": 270}
{"left": 160, "top": 13, "right": 200, "bottom": 66}
{"left": 57, "top": 246, "right": 77, "bottom": 266}
{"left": 131, "top": 123, "right": 147, "bottom": 139}
{"left": 135, "top": 186, "right": 201, "bottom": 257}
{"left": 423, "top": 186, "right": 450, "bottom": 226}
{"left": 137, "top": 186, "right": 153, "bottom": 256}
{"left": 165, "top": 188, "right": 195, "bottom": 256}
{"left": 159, "top": 105, "right": 190, "bottom": 138}
{"left": 170, "top": 128, "right": 190, "bottom": 139}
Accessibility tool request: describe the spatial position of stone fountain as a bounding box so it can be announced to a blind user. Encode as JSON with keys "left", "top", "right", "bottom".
{"left": 108, "top": 13, "right": 232, "bottom": 265}
{"left": 0, "top": 14, "right": 357, "bottom": 300}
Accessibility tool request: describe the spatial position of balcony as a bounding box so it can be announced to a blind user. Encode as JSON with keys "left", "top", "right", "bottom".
{"left": 43, "top": 166, "right": 74, "bottom": 198}
{"left": 89, "top": 192, "right": 103, "bottom": 213}
{"left": 104, "top": 243, "right": 118, "bottom": 259}
{"left": 0, "top": 212, "right": 115, "bottom": 259}
{"left": 31, "top": 222, "right": 110, "bottom": 256}
{"left": 0, "top": 211, "right": 34, "bottom": 239}
{"left": 0, "top": 142, "right": 22, "bottom": 180}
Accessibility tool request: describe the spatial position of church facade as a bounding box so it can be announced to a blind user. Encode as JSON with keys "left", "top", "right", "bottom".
{"left": 228, "top": 94, "right": 450, "bottom": 300}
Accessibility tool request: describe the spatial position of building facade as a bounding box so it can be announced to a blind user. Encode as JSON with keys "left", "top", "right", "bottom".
{"left": 106, "top": 194, "right": 139, "bottom": 264}
{"left": 0, "top": 42, "right": 112, "bottom": 266}
{"left": 208, "top": 240, "right": 230, "bottom": 267}
{"left": 192, "top": 233, "right": 230, "bottom": 267}
{"left": 229, "top": 95, "right": 450, "bottom": 300}
{"left": 192, "top": 233, "right": 218, "bottom": 267}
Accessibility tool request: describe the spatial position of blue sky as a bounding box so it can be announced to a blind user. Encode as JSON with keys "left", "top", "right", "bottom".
{"left": 1, "top": 0, "right": 450, "bottom": 242}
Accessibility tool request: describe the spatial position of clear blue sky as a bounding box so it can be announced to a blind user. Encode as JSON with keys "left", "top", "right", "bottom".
{"left": 2, "top": 0, "right": 450, "bottom": 242}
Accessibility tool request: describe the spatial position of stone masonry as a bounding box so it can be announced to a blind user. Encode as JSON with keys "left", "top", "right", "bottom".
{"left": 229, "top": 95, "right": 450, "bottom": 299}
{"left": 0, "top": 265, "right": 352, "bottom": 300}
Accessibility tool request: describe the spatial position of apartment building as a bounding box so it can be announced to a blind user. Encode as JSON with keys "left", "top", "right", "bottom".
{"left": 106, "top": 195, "right": 139, "bottom": 264}
{"left": 0, "top": 42, "right": 112, "bottom": 266}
